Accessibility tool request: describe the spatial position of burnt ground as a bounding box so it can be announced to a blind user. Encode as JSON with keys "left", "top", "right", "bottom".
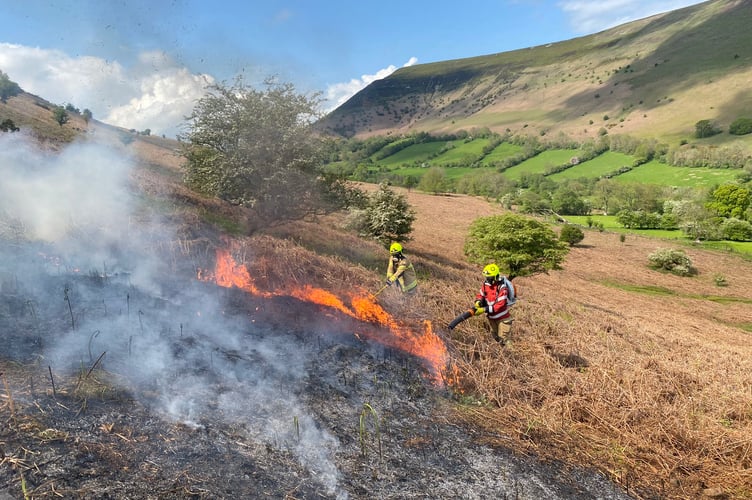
{"left": 1, "top": 247, "right": 634, "bottom": 500}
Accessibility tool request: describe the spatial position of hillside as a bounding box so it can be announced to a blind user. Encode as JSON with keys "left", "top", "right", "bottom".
{"left": 318, "top": 0, "right": 752, "bottom": 153}
{"left": 2, "top": 64, "right": 752, "bottom": 499}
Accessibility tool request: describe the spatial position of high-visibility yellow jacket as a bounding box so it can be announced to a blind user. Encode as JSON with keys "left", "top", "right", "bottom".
{"left": 386, "top": 255, "right": 418, "bottom": 293}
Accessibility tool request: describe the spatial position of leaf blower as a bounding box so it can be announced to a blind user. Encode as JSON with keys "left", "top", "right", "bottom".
{"left": 448, "top": 298, "right": 487, "bottom": 330}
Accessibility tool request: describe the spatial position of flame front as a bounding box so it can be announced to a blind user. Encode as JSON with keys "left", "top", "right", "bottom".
{"left": 198, "top": 248, "right": 451, "bottom": 384}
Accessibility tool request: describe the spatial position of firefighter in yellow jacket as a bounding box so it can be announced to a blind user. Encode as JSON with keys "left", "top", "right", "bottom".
{"left": 385, "top": 242, "right": 418, "bottom": 294}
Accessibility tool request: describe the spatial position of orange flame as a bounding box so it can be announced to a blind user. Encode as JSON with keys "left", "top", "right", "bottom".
{"left": 198, "top": 248, "right": 451, "bottom": 385}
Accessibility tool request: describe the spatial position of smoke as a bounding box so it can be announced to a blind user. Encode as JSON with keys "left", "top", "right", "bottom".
{"left": 0, "top": 134, "right": 345, "bottom": 497}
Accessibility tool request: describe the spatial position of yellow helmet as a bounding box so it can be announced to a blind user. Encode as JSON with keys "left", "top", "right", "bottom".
{"left": 482, "top": 263, "right": 500, "bottom": 279}
{"left": 389, "top": 242, "right": 403, "bottom": 254}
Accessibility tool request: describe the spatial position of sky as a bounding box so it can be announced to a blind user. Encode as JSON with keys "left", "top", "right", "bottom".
{"left": 0, "top": 0, "right": 706, "bottom": 138}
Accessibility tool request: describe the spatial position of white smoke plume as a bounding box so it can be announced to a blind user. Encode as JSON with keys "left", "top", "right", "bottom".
{"left": 0, "top": 133, "right": 345, "bottom": 496}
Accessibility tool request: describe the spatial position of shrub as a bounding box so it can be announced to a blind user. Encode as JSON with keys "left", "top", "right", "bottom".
{"left": 0, "top": 118, "right": 19, "bottom": 132}
{"left": 346, "top": 182, "right": 415, "bottom": 245}
{"left": 0, "top": 70, "right": 21, "bottom": 103}
{"left": 694, "top": 119, "right": 721, "bottom": 139}
{"left": 647, "top": 248, "right": 695, "bottom": 276}
{"left": 52, "top": 106, "right": 69, "bottom": 126}
{"left": 464, "top": 214, "right": 569, "bottom": 278}
{"left": 729, "top": 117, "right": 752, "bottom": 136}
{"left": 559, "top": 224, "right": 584, "bottom": 246}
{"left": 720, "top": 217, "right": 752, "bottom": 241}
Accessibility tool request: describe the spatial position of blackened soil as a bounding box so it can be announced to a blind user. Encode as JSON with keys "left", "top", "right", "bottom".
{"left": 1, "top": 271, "right": 633, "bottom": 499}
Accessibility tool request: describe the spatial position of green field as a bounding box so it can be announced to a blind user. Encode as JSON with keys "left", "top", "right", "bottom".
{"left": 549, "top": 151, "right": 637, "bottom": 181}
{"left": 565, "top": 215, "right": 752, "bottom": 256}
{"left": 385, "top": 164, "right": 497, "bottom": 180}
{"left": 502, "top": 149, "right": 583, "bottom": 180}
{"left": 373, "top": 141, "right": 448, "bottom": 167}
{"left": 614, "top": 160, "right": 742, "bottom": 187}
{"left": 355, "top": 140, "right": 747, "bottom": 191}
{"left": 480, "top": 142, "right": 524, "bottom": 165}
{"left": 430, "top": 138, "right": 491, "bottom": 165}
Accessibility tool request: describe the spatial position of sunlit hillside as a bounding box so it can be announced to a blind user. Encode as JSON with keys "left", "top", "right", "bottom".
{"left": 319, "top": 0, "right": 752, "bottom": 156}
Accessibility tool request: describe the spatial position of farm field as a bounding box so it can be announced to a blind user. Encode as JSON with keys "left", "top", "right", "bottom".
{"left": 548, "top": 151, "right": 637, "bottom": 181}
{"left": 479, "top": 141, "right": 524, "bottom": 165}
{"left": 372, "top": 140, "right": 448, "bottom": 167}
{"left": 615, "top": 159, "right": 742, "bottom": 186}
{"left": 430, "top": 137, "right": 491, "bottom": 165}
{"left": 497, "top": 148, "right": 583, "bottom": 179}
{"left": 565, "top": 215, "right": 752, "bottom": 256}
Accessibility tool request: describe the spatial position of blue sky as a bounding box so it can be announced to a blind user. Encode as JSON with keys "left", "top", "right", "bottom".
{"left": 0, "top": 0, "right": 705, "bottom": 137}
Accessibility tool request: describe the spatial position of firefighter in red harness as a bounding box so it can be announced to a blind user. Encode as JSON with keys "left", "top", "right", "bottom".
{"left": 475, "top": 263, "right": 514, "bottom": 345}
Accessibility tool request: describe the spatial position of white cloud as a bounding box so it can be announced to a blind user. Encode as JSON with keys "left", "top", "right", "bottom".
{"left": 323, "top": 56, "right": 418, "bottom": 113}
{"left": 558, "top": 0, "right": 703, "bottom": 34}
{"left": 0, "top": 43, "right": 213, "bottom": 138}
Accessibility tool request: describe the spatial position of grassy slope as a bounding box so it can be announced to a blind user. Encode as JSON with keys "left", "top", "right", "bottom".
{"left": 319, "top": 0, "right": 752, "bottom": 154}
{"left": 5, "top": 43, "right": 752, "bottom": 499}
{"left": 320, "top": 184, "right": 752, "bottom": 499}
{"left": 5, "top": 119, "right": 752, "bottom": 500}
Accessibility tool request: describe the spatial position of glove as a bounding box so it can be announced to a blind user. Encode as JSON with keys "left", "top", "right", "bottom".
{"left": 474, "top": 305, "right": 485, "bottom": 316}
{"left": 474, "top": 298, "right": 487, "bottom": 308}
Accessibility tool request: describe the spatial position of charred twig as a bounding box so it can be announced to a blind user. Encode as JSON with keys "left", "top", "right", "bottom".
{"left": 47, "top": 366, "right": 56, "bottom": 397}
{"left": 26, "top": 300, "right": 39, "bottom": 332}
{"left": 1, "top": 371, "right": 15, "bottom": 418}
{"left": 76, "top": 351, "right": 106, "bottom": 391}
{"left": 63, "top": 285, "right": 75, "bottom": 330}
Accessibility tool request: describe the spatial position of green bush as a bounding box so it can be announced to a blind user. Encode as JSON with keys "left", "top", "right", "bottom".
{"left": 720, "top": 218, "right": 752, "bottom": 241}
{"left": 346, "top": 182, "right": 415, "bottom": 245}
{"left": 0, "top": 70, "right": 21, "bottom": 103}
{"left": 559, "top": 224, "right": 584, "bottom": 246}
{"left": 647, "top": 248, "right": 695, "bottom": 276}
{"left": 729, "top": 117, "right": 752, "bottom": 136}
{"left": 464, "top": 214, "right": 569, "bottom": 278}
{"left": 694, "top": 119, "right": 721, "bottom": 139}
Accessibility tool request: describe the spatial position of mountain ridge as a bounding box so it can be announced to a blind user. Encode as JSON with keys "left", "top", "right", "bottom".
{"left": 318, "top": 0, "right": 752, "bottom": 153}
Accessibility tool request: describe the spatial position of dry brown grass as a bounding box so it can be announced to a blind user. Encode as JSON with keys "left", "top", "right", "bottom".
{"left": 14, "top": 124, "right": 751, "bottom": 498}
{"left": 268, "top": 184, "right": 752, "bottom": 499}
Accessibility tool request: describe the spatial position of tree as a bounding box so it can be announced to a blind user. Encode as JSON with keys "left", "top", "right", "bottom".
{"left": 0, "top": 70, "right": 21, "bottom": 103}
{"left": 706, "top": 184, "right": 751, "bottom": 219}
{"left": 464, "top": 214, "right": 569, "bottom": 278}
{"left": 694, "top": 119, "right": 720, "bottom": 139}
{"left": 729, "top": 117, "right": 752, "bottom": 136}
{"left": 721, "top": 218, "right": 752, "bottom": 241}
{"left": 551, "top": 187, "right": 589, "bottom": 215}
{"left": 559, "top": 224, "right": 585, "bottom": 246}
{"left": 52, "top": 106, "right": 69, "bottom": 126}
{"left": 82, "top": 109, "right": 93, "bottom": 122}
{"left": 346, "top": 182, "right": 415, "bottom": 245}
{"left": 417, "top": 167, "right": 448, "bottom": 194}
{"left": 182, "top": 78, "right": 361, "bottom": 232}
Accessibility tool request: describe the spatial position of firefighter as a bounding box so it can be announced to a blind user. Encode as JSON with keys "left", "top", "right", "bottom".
{"left": 473, "top": 263, "right": 515, "bottom": 345}
{"left": 385, "top": 242, "right": 418, "bottom": 294}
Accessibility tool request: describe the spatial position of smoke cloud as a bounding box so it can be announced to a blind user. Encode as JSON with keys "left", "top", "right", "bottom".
{"left": 0, "top": 134, "right": 345, "bottom": 496}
